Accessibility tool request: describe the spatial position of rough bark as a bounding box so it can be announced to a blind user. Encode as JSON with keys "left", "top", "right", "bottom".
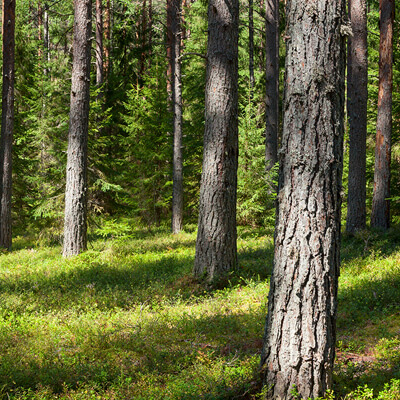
{"left": 194, "top": 0, "right": 239, "bottom": 281}
{"left": 371, "top": 0, "right": 394, "bottom": 230}
{"left": 260, "top": 1, "right": 346, "bottom": 398}
{"left": 265, "top": 0, "right": 279, "bottom": 170}
{"left": 0, "top": 0, "right": 15, "bottom": 250}
{"left": 168, "top": 0, "right": 183, "bottom": 234}
{"left": 63, "top": 0, "right": 92, "bottom": 257}
{"left": 95, "top": 0, "right": 104, "bottom": 87}
{"left": 346, "top": 0, "right": 367, "bottom": 234}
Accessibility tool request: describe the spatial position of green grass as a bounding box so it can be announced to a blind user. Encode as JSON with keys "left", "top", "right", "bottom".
{"left": 1, "top": 222, "right": 400, "bottom": 399}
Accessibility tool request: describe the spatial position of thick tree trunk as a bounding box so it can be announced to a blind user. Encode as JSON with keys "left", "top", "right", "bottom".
{"left": 346, "top": 0, "right": 367, "bottom": 234}
{"left": 371, "top": 0, "right": 394, "bottom": 230}
{"left": 63, "top": 0, "right": 92, "bottom": 257}
{"left": 265, "top": 0, "right": 279, "bottom": 170}
{"left": 95, "top": 0, "right": 104, "bottom": 87}
{"left": 194, "top": 0, "right": 239, "bottom": 281}
{"left": 260, "top": 1, "right": 345, "bottom": 398}
{"left": 0, "top": 0, "right": 15, "bottom": 250}
{"left": 168, "top": 0, "right": 183, "bottom": 234}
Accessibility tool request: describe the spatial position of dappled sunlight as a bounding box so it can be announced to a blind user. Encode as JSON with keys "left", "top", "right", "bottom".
{"left": 2, "top": 227, "right": 400, "bottom": 398}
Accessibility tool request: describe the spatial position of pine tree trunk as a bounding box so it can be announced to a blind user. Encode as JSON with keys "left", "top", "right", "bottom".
{"left": 194, "top": 0, "right": 239, "bottom": 281}
{"left": 346, "top": 0, "right": 367, "bottom": 234}
{"left": 139, "top": 0, "right": 147, "bottom": 79}
{"left": 166, "top": 0, "right": 173, "bottom": 106}
{"left": 148, "top": 0, "right": 153, "bottom": 54}
{"left": 167, "top": 0, "right": 183, "bottom": 233}
{"left": 260, "top": 1, "right": 345, "bottom": 398}
{"left": 103, "top": 0, "right": 111, "bottom": 78}
{"left": 38, "top": 1, "right": 43, "bottom": 61}
{"left": 371, "top": 0, "right": 394, "bottom": 230}
{"left": 249, "top": 0, "right": 254, "bottom": 98}
{"left": 96, "top": 0, "right": 104, "bottom": 87}
{"left": 169, "top": 0, "right": 183, "bottom": 234}
{"left": 44, "top": 3, "right": 50, "bottom": 76}
{"left": 0, "top": 0, "right": 15, "bottom": 250}
{"left": 63, "top": 0, "right": 92, "bottom": 257}
{"left": 265, "top": 0, "right": 279, "bottom": 170}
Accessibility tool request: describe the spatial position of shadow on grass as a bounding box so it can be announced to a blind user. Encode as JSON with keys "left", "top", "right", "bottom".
{"left": 341, "top": 227, "right": 400, "bottom": 264}
{"left": 1, "top": 291, "right": 398, "bottom": 398}
{"left": 89, "top": 234, "right": 198, "bottom": 256}
{"left": 5, "top": 228, "right": 400, "bottom": 397}
{"left": 0, "top": 304, "right": 266, "bottom": 396}
{"left": 0, "top": 242, "right": 274, "bottom": 314}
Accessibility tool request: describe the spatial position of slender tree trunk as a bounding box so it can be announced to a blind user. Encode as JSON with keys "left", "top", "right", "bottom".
{"left": 63, "top": 0, "right": 92, "bottom": 257}
{"left": 265, "top": 0, "right": 279, "bottom": 170}
{"left": 166, "top": 0, "right": 173, "bottom": 106}
{"left": 181, "top": 0, "right": 190, "bottom": 41}
{"left": 168, "top": 0, "right": 183, "bottom": 234}
{"left": 346, "top": 0, "right": 367, "bottom": 234}
{"left": 139, "top": 0, "right": 147, "bottom": 79}
{"left": 148, "top": 0, "right": 153, "bottom": 55}
{"left": 44, "top": 3, "right": 50, "bottom": 76}
{"left": 249, "top": 0, "right": 254, "bottom": 98}
{"left": 38, "top": 1, "right": 43, "bottom": 61}
{"left": 260, "top": 1, "right": 345, "bottom": 398}
{"left": 103, "top": 0, "right": 111, "bottom": 78}
{"left": 0, "top": 0, "right": 15, "bottom": 250}
{"left": 371, "top": 0, "right": 394, "bottom": 230}
{"left": 95, "top": 0, "right": 104, "bottom": 87}
{"left": 194, "top": 0, "right": 239, "bottom": 281}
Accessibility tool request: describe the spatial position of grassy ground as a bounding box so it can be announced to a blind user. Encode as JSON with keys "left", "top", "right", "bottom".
{"left": 1, "top": 221, "right": 400, "bottom": 399}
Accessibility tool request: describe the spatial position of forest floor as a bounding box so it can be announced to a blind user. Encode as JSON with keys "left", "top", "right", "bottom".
{"left": 1, "top": 221, "right": 400, "bottom": 399}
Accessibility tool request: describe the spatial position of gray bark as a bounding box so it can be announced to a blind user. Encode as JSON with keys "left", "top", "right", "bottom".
{"left": 169, "top": 0, "right": 183, "bottom": 234}
{"left": 260, "top": 0, "right": 346, "bottom": 398}
{"left": 265, "top": 0, "right": 279, "bottom": 170}
{"left": 63, "top": 0, "right": 92, "bottom": 257}
{"left": 194, "top": 0, "right": 239, "bottom": 281}
{"left": 0, "top": 0, "right": 15, "bottom": 250}
{"left": 346, "top": 0, "right": 367, "bottom": 234}
{"left": 371, "top": 0, "right": 394, "bottom": 230}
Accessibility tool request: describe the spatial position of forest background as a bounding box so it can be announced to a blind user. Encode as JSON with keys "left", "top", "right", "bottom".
{"left": 8, "top": 0, "right": 398, "bottom": 237}
{"left": 1, "top": 0, "right": 400, "bottom": 399}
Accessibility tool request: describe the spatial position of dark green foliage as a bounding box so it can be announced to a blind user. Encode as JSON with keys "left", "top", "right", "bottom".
{"left": 121, "top": 64, "right": 171, "bottom": 224}
{"left": 1, "top": 0, "right": 398, "bottom": 234}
